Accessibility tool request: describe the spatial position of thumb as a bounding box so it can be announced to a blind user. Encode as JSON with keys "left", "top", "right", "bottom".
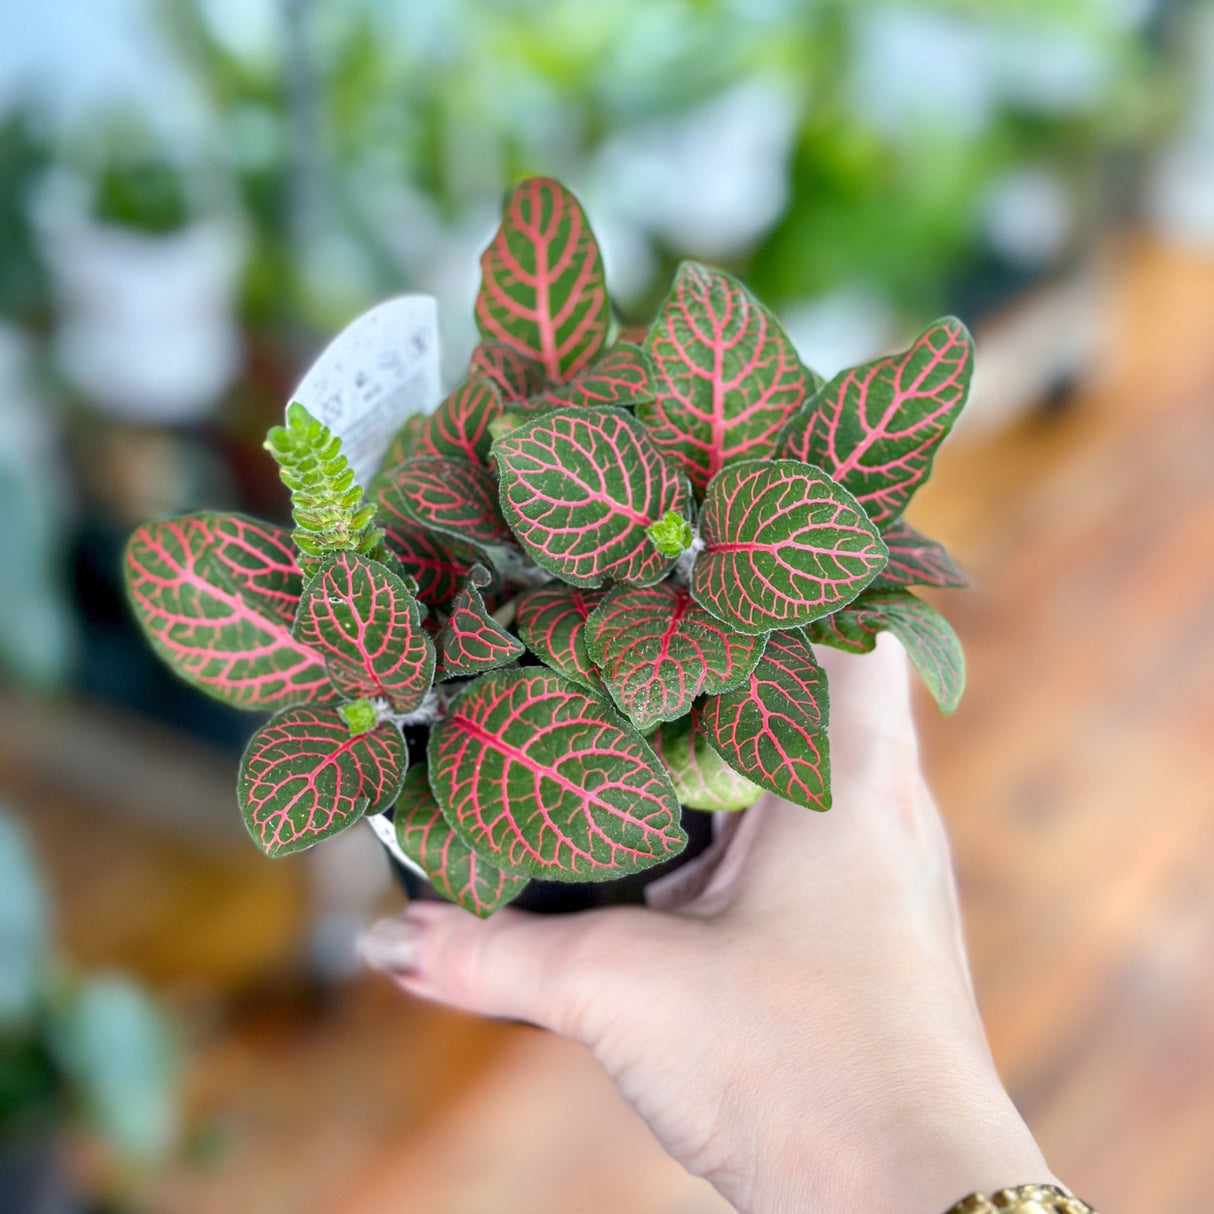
{"left": 359, "top": 901, "right": 640, "bottom": 1038}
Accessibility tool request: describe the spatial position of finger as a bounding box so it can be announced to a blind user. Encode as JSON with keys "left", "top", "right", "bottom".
{"left": 359, "top": 902, "right": 652, "bottom": 1039}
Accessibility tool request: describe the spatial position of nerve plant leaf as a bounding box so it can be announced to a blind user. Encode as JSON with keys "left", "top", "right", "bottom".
{"left": 694, "top": 629, "right": 830, "bottom": 811}
{"left": 779, "top": 318, "right": 973, "bottom": 525}
{"left": 125, "top": 514, "right": 331, "bottom": 710}
{"left": 872, "top": 520, "right": 969, "bottom": 590}
{"left": 374, "top": 483, "right": 488, "bottom": 608}
{"left": 377, "top": 413, "right": 438, "bottom": 485}
{"left": 514, "top": 583, "right": 605, "bottom": 690}
{"left": 436, "top": 566, "right": 525, "bottom": 680}
{"left": 526, "top": 344, "right": 654, "bottom": 413}
{"left": 808, "top": 589, "right": 965, "bottom": 713}
{"left": 468, "top": 341, "right": 546, "bottom": 403}
{"left": 295, "top": 551, "right": 435, "bottom": 711}
{"left": 393, "top": 765, "right": 527, "bottom": 918}
{"left": 692, "top": 460, "right": 887, "bottom": 634}
{"left": 641, "top": 262, "right": 814, "bottom": 495}
{"left": 390, "top": 455, "right": 514, "bottom": 549}
{"left": 239, "top": 704, "right": 406, "bottom": 856}
{"left": 647, "top": 715, "right": 762, "bottom": 812}
{"left": 493, "top": 406, "right": 692, "bottom": 587}
{"left": 426, "top": 379, "right": 505, "bottom": 466}
{"left": 265, "top": 402, "right": 385, "bottom": 574}
{"left": 476, "top": 177, "right": 608, "bottom": 382}
{"left": 428, "top": 669, "right": 686, "bottom": 881}
{"left": 586, "top": 583, "right": 765, "bottom": 731}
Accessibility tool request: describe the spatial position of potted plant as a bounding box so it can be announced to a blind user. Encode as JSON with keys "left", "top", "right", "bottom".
{"left": 124, "top": 177, "right": 969, "bottom": 918}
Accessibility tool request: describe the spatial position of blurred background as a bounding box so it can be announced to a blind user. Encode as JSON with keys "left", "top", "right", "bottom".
{"left": 2, "top": 0, "right": 1214, "bottom": 1210}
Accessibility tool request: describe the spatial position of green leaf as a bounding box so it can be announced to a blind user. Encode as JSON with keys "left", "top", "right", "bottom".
{"left": 393, "top": 766, "right": 527, "bottom": 918}
{"left": 779, "top": 318, "right": 974, "bottom": 526}
{"left": 376, "top": 413, "right": 438, "bottom": 488}
{"left": 436, "top": 566, "right": 525, "bottom": 680}
{"left": 692, "top": 460, "right": 887, "bottom": 634}
{"left": 468, "top": 341, "right": 547, "bottom": 403}
{"left": 524, "top": 344, "right": 654, "bottom": 413}
{"left": 514, "top": 583, "right": 605, "bottom": 690}
{"left": 647, "top": 509, "right": 694, "bottom": 558}
{"left": 338, "top": 698, "right": 379, "bottom": 735}
{"left": 640, "top": 262, "right": 815, "bottom": 496}
{"left": 872, "top": 520, "right": 969, "bottom": 590}
{"left": 695, "top": 629, "right": 831, "bottom": 811}
{"left": 264, "top": 402, "right": 385, "bottom": 574}
{"left": 647, "top": 716, "right": 762, "bottom": 812}
{"left": 428, "top": 669, "right": 686, "bottom": 881}
{"left": 476, "top": 177, "right": 609, "bottom": 382}
{"left": 390, "top": 455, "right": 514, "bottom": 549}
{"left": 375, "top": 481, "right": 490, "bottom": 608}
{"left": 809, "top": 589, "right": 965, "bottom": 713}
{"left": 494, "top": 406, "right": 692, "bottom": 588}
{"left": 426, "top": 378, "right": 505, "bottom": 466}
{"left": 586, "top": 583, "right": 765, "bottom": 731}
{"left": 295, "top": 551, "right": 435, "bottom": 712}
{"left": 239, "top": 704, "right": 406, "bottom": 856}
{"left": 124, "top": 514, "right": 332, "bottom": 710}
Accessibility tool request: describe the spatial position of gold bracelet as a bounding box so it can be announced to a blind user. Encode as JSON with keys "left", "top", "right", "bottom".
{"left": 945, "top": 1183, "right": 1097, "bottom": 1214}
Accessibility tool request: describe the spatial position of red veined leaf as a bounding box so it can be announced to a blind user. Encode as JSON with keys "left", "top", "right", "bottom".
{"left": 526, "top": 344, "right": 654, "bottom": 413}
{"left": 393, "top": 765, "right": 527, "bottom": 918}
{"left": 585, "top": 583, "right": 765, "bottom": 731}
{"left": 294, "top": 551, "right": 435, "bottom": 711}
{"left": 809, "top": 589, "right": 965, "bottom": 713}
{"left": 390, "top": 455, "right": 514, "bottom": 548}
{"left": 694, "top": 629, "right": 831, "bottom": 811}
{"left": 238, "top": 704, "right": 406, "bottom": 856}
{"left": 692, "top": 460, "right": 887, "bottom": 634}
{"left": 436, "top": 566, "right": 525, "bottom": 680}
{"left": 374, "top": 481, "right": 488, "bottom": 607}
{"left": 872, "top": 520, "right": 969, "bottom": 590}
{"left": 493, "top": 406, "right": 692, "bottom": 588}
{"left": 648, "top": 715, "right": 761, "bottom": 812}
{"left": 468, "top": 341, "right": 547, "bottom": 403}
{"left": 514, "top": 583, "right": 605, "bottom": 690}
{"left": 376, "top": 413, "right": 441, "bottom": 487}
{"left": 428, "top": 668, "right": 686, "bottom": 881}
{"left": 125, "top": 513, "right": 331, "bottom": 710}
{"left": 779, "top": 318, "right": 974, "bottom": 525}
{"left": 427, "top": 379, "right": 505, "bottom": 466}
{"left": 640, "top": 262, "right": 813, "bottom": 495}
{"left": 476, "top": 177, "right": 608, "bottom": 382}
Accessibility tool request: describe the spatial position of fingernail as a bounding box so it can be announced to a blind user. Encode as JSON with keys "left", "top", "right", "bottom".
{"left": 359, "top": 916, "right": 422, "bottom": 975}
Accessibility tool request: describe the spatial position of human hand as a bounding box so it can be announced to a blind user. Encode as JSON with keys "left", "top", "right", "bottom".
{"left": 361, "top": 635, "right": 1056, "bottom": 1213}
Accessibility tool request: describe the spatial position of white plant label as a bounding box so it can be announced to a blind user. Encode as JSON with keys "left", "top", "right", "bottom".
{"left": 291, "top": 295, "right": 441, "bottom": 488}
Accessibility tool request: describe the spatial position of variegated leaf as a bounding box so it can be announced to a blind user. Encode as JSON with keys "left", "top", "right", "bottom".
{"left": 476, "top": 177, "right": 608, "bottom": 382}
{"left": 374, "top": 481, "right": 489, "bottom": 608}
{"left": 436, "top": 566, "right": 525, "bottom": 680}
{"left": 393, "top": 765, "right": 527, "bottom": 917}
{"left": 640, "top": 262, "right": 814, "bottom": 494}
{"left": 238, "top": 705, "right": 405, "bottom": 856}
{"left": 427, "top": 378, "right": 505, "bottom": 466}
{"left": 376, "top": 413, "right": 438, "bottom": 485}
{"left": 468, "top": 341, "right": 547, "bottom": 403}
{"left": 694, "top": 629, "right": 831, "bottom": 811}
{"left": 692, "top": 460, "right": 887, "bottom": 634}
{"left": 586, "top": 583, "right": 765, "bottom": 731}
{"left": 526, "top": 344, "right": 654, "bottom": 413}
{"left": 779, "top": 318, "right": 974, "bottom": 525}
{"left": 514, "top": 583, "right": 605, "bottom": 690}
{"left": 494, "top": 406, "right": 692, "bottom": 587}
{"left": 648, "top": 715, "right": 762, "bottom": 812}
{"left": 428, "top": 669, "right": 686, "bottom": 881}
{"left": 390, "top": 455, "right": 514, "bottom": 548}
{"left": 294, "top": 551, "right": 435, "bottom": 711}
{"left": 809, "top": 589, "right": 965, "bottom": 713}
{"left": 125, "top": 514, "right": 331, "bottom": 709}
{"left": 872, "top": 520, "right": 969, "bottom": 590}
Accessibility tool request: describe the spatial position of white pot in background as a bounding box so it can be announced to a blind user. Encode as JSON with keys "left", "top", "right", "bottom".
{"left": 39, "top": 180, "right": 246, "bottom": 424}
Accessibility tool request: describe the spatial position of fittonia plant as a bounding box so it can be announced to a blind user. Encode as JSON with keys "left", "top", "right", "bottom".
{"left": 124, "top": 177, "right": 972, "bottom": 917}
